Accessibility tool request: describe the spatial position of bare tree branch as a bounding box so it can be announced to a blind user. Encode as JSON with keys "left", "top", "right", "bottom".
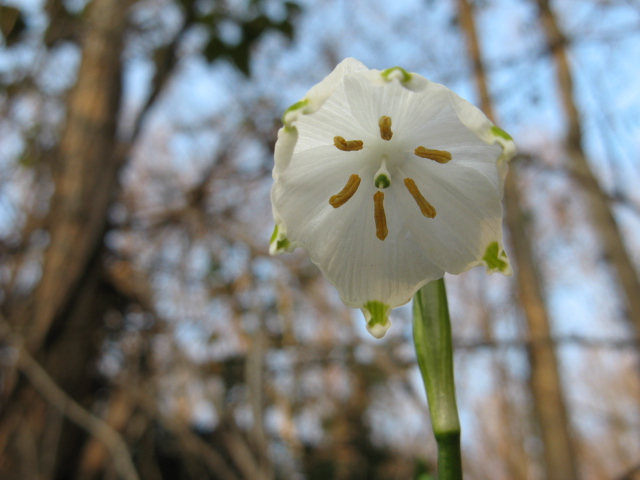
{"left": 0, "top": 318, "right": 140, "bottom": 480}
{"left": 615, "top": 461, "right": 640, "bottom": 480}
{"left": 454, "top": 335, "right": 639, "bottom": 351}
{"left": 536, "top": 0, "right": 640, "bottom": 335}
{"left": 132, "top": 389, "right": 242, "bottom": 480}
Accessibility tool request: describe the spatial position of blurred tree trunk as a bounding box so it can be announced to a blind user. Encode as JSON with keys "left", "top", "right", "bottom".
{"left": 0, "top": 0, "right": 133, "bottom": 478}
{"left": 503, "top": 175, "right": 580, "bottom": 480}
{"left": 455, "top": 1, "right": 579, "bottom": 479}
{"left": 476, "top": 278, "right": 531, "bottom": 480}
{"left": 535, "top": 0, "right": 640, "bottom": 334}
{"left": 28, "top": 0, "right": 130, "bottom": 350}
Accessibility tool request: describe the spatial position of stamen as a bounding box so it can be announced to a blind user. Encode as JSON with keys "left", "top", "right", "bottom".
{"left": 334, "top": 136, "right": 364, "bottom": 151}
{"left": 404, "top": 178, "right": 436, "bottom": 218}
{"left": 329, "top": 174, "right": 361, "bottom": 208}
{"left": 378, "top": 116, "right": 393, "bottom": 141}
{"left": 374, "top": 156, "right": 391, "bottom": 189}
{"left": 414, "top": 146, "right": 452, "bottom": 164}
{"left": 373, "top": 191, "right": 388, "bottom": 241}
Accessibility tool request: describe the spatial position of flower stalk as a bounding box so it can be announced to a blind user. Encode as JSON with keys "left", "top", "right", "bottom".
{"left": 413, "top": 278, "right": 462, "bottom": 480}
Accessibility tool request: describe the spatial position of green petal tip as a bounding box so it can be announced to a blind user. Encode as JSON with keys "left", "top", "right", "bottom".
{"left": 269, "top": 224, "right": 292, "bottom": 254}
{"left": 282, "top": 99, "right": 310, "bottom": 127}
{"left": 490, "top": 125, "right": 513, "bottom": 141}
{"left": 482, "top": 241, "right": 511, "bottom": 274}
{"left": 381, "top": 66, "right": 412, "bottom": 83}
{"left": 362, "top": 301, "right": 391, "bottom": 339}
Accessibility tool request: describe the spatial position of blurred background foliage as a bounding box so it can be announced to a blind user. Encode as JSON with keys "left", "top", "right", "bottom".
{"left": 1, "top": 0, "right": 640, "bottom": 479}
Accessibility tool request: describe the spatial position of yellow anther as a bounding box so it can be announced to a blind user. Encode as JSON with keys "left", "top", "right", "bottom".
{"left": 329, "top": 174, "right": 361, "bottom": 208}
{"left": 373, "top": 191, "right": 388, "bottom": 241}
{"left": 334, "top": 136, "right": 364, "bottom": 151}
{"left": 414, "top": 146, "right": 452, "bottom": 164}
{"left": 404, "top": 178, "right": 436, "bottom": 218}
{"left": 378, "top": 116, "right": 393, "bottom": 141}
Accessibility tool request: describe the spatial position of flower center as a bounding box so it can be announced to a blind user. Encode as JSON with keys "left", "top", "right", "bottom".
{"left": 374, "top": 156, "right": 391, "bottom": 189}
{"left": 329, "top": 115, "right": 452, "bottom": 241}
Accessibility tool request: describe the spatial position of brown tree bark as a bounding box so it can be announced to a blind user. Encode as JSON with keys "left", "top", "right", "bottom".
{"left": 504, "top": 174, "right": 580, "bottom": 480}
{"left": 455, "top": 1, "right": 579, "bottom": 479}
{"left": 0, "top": 1, "right": 134, "bottom": 478}
{"left": 535, "top": 0, "right": 640, "bottom": 335}
{"left": 475, "top": 277, "right": 531, "bottom": 480}
{"left": 27, "top": 0, "right": 131, "bottom": 350}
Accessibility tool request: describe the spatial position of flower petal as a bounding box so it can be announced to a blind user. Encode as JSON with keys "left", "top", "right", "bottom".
{"left": 273, "top": 147, "right": 444, "bottom": 311}
{"left": 347, "top": 73, "right": 465, "bottom": 144}
{"left": 295, "top": 84, "right": 373, "bottom": 153}
{"left": 449, "top": 91, "right": 516, "bottom": 180}
{"left": 273, "top": 126, "right": 298, "bottom": 178}
{"left": 283, "top": 58, "right": 368, "bottom": 128}
{"left": 398, "top": 160, "right": 504, "bottom": 274}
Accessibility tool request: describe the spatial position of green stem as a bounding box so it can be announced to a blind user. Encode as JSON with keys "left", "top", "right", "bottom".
{"left": 413, "top": 278, "right": 462, "bottom": 480}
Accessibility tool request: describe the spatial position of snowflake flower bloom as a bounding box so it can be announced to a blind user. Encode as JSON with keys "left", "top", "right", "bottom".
{"left": 270, "top": 58, "right": 515, "bottom": 338}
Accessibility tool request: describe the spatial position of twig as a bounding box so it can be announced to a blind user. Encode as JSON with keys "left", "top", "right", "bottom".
{"left": 246, "top": 329, "right": 273, "bottom": 480}
{"left": 454, "top": 334, "right": 639, "bottom": 351}
{"left": 132, "top": 388, "right": 241, "bottom": 480}
{"left": 615, "top": 462, "right": 640, "bottom": 480}
{"left": 0, "top": 319, "right": 140, "bottom": 480}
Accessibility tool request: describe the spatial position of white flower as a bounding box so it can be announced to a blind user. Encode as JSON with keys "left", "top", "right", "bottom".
{"left": 270, "top": 58, "right": 515, "bottom": 338}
